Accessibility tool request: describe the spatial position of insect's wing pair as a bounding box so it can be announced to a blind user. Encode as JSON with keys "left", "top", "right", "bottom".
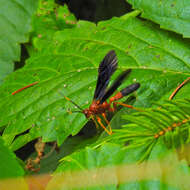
{"left": 93, "top": 50, "right": 118, "bottom": 100}
{"left": 93, "top": 50, "right": 140, "bottom": 104}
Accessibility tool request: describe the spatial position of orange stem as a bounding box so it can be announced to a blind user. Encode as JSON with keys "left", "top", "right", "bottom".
{"left": 169, "top": 77, "right": 190, "bottom": 100}
{"left": 12, "top": 81, "right": 39, "bottom": 95}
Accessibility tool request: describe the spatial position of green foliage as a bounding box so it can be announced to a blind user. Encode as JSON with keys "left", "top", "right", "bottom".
{"left": 0, "top": 0, "right": 38, "bottom": 84}
{"left": 0, "top": 0, "right": 190, "bottom": 189}
{"left": 1, "top": 14, "right": 190, "bottom": 149}
{"left": 127, "top": 0, "right": 190, "bottom": 38}
{"left": 107, "top": 99, "right": 190, "bottom": 161}
{"left": 28, "top": 0, "right": 76, "bottom": 54}
{"left": 47, "top": 141, "right": 190, "bottom": 190}
{"left": 0, "top": 136, "right": 24, "bottom": 179}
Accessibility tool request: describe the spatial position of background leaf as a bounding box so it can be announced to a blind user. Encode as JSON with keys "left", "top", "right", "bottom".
{"left": 0, "top": 0, "right": 38, "bottom": 84}
{"left": 0, "top": 0, "right": 190, "bottom": 187}
{"left": 127, "top": 0, "right": 190, "bottom": 38}
{"left": 0, "top": 136, "right": 24, "bottom": 179}
{"left": 28, "top": 0, "right": 76, "bottom": 54}
{"left": 0, "top": 14, "right": 190, "bottom": 149}
{"left": 47, "top": 141, "right": 190, "bottom": 190}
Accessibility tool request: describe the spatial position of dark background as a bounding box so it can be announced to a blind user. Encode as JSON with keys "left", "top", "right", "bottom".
{"left": 56, "top": 0, "right": 132, "bottom": 22}
{"left": 15, "top": 0, "right": 132, "bottom": 70}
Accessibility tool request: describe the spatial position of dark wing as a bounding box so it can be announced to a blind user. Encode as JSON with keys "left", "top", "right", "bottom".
{"left": 100, "top": 69, "right": 131, "bottom": 103}
{"left": 93, "top": 50, "right": 118, "bottom": 100}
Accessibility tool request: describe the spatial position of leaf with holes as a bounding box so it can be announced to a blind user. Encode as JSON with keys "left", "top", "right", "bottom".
{"left": 28, "top": 0, "right": 77, "bottom": 55}
{"left": 0, "top": 14, "right": 190, "bottom": 149}
{"left": 0, "top": 0, "right": 38, "bottom": 84}
{"left": 127, "top": 0, "right": 190, "bottom": 38}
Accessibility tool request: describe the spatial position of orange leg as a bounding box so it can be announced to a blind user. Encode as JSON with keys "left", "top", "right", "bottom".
{"left": 113, "top": 102, "right": 143, "bottom": 112}
{"left": 102, "top": 113, "right": 112, "bottom": 134}
{"left": 91, "top": 116, "right": 100, "bottom": 129}
{"left": 96, "top": 116, "right": 112, "bottom": 135}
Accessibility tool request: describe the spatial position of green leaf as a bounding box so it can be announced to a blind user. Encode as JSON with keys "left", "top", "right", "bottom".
{"left": 127, "top": 0, "right": 190, "bottom": 38}
{"left": 0, "top": 0, "right": 38, "bottom": 84}
{"left": 0, "top": 14, "right": 190, "bottom": 148}
{"left": 47, "top": 143, "right": 125, "bottom": 190}
{"left": 0, "top": 136, "right": 24, "bottom": 179}
{"left": 46, "top": 142, "right": 189, "bottom": 190}
{"left": 28, "top": 0, "right": 76, "bottom": 54}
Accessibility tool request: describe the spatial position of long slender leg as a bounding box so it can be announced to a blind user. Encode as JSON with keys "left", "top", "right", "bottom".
{"left": 101, "top": 113, "right": 112, "bottom": 134}
{"left": 95, "top": 116, "right": 112, "bottom": 135}
{"left": 113, "top": 102, "right": 143, "bottom": 112}
{"left": 91, "top": 115, "right": 99, "bottom": 129}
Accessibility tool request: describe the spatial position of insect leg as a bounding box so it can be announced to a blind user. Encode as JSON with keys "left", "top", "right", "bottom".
{"left": 96, "top": 116, "right": 112, "bottom": 135}
{"left": 113, "top": 102, "right": 142, "bottom": 112}
{"left": 64, "top": 96, "right": 83, "bottom": 111}
{"left": 91, "top": 115, "right": 100, "bottom": 129}
{"left": 101, "top": 113, "right": 112, "bottom": 134}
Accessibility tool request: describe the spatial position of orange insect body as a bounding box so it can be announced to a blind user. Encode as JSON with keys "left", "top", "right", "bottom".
{"left": 83, "top": 100, "right": 113, "bottom": 118}
{"left": 83, "top": 91, "right": 123, "bottom": 118}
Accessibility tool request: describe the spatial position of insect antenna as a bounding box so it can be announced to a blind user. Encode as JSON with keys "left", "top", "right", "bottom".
{"left": 64, "top": 96, "right": 83, "bottom": 111}
{"left": 71, "top": 110, "right": 83, "bottom": 113}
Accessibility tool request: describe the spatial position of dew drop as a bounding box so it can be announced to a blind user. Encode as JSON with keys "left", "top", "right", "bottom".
{"left": 77, "top": 69, "right": 81, "bottom": 72}
{"left": 64, "top": 84, "right": 67, "bottom": 88}
{"left": 88, "top": 86, "right": 92, "bottom": 90}
{"left": 47, "top": 118, "right": 50, "bottom": 121}
{"left": 133, "top": 78, "right": 137, "bottom": 82}
{"left": 85, "top": 100, "right": 89, "bottom": 104}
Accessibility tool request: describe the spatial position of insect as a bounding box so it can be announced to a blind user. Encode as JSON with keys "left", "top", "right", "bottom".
{"left": 65, "top": 50, "right": 140, "bottom": 135}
